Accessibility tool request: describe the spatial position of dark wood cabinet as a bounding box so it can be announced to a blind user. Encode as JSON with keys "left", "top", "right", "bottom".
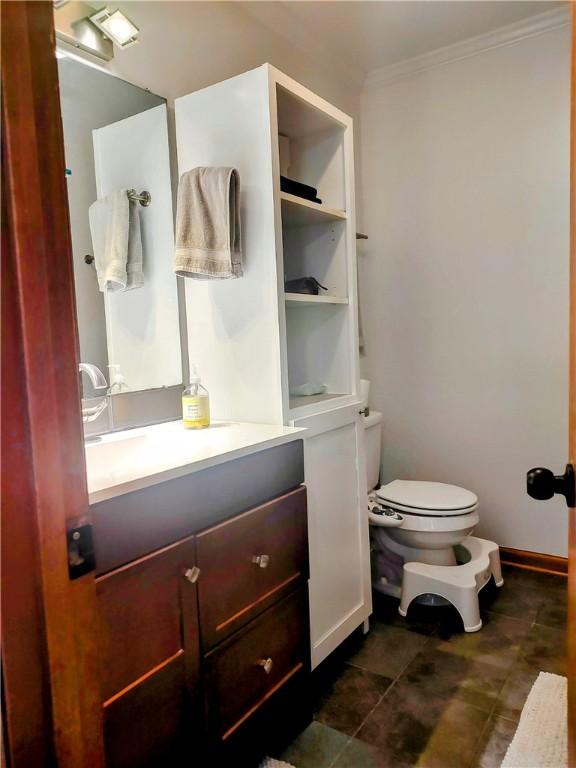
{"left": 204, "top": 587, "right": 308, "bottom": 742}
{"left": 93, "top": 443, "right": 309, "bottom": 767}
{"left": 96, "top": 537, "right": 202, "bottom": 767}
{"left": 96, "top": 537, "right": 198, "bottom": 701}
{"left": 103, "top": 653, "right": 195, "bottom": 768}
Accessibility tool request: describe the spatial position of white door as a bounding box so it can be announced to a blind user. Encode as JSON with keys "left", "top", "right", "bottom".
{"left": 293, "top": 403, "right": 372, "bottom": 668}
{"left": 93, "top": 104, "right": 181, "bottom": 392}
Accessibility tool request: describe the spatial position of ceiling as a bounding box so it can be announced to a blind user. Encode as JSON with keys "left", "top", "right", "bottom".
{"left": 242, "top": 1, "right": 565, "bottom": 76}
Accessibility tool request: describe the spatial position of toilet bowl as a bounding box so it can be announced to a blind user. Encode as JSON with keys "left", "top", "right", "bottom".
{"left": 362, "top": 410, "right": 481, "bottom": 596}
{"left": 374, "top": 480, "right": 479, "bottom": 567}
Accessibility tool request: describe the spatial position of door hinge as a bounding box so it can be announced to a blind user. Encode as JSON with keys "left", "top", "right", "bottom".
{"left": 67, "top": 522, "right": 96, "bottom": 580}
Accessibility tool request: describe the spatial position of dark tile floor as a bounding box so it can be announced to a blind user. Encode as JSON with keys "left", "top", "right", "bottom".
{"left": 277, "top": 565, "right": 567, "bottom": 768}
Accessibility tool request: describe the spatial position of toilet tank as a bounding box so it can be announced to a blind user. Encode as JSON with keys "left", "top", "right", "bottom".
{"left": 363, "top": 410, "right": 383, "bottom": 490}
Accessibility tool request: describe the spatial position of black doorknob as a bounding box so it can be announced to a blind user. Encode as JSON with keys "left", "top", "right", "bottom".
{"left": 527, "top": 464, "right": 575, "bottom": 508}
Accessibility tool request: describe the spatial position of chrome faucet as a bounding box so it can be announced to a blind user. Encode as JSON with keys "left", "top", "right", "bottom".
{"left": 79, "top": 363, "right": 109, "bottom": 423}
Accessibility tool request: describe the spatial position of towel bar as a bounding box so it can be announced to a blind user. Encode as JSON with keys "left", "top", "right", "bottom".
{"left": 127, "top": 189, "right": 151, "bottom": 206}
{"left": 84, "top": 190, "right": 149, "bottom": 268}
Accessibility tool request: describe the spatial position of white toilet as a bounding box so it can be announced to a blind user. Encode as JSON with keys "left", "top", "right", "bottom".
{"left": 363, "top": 408, "right": 502, "bottom": 628}
{"left": 374, "top": 479, "right": 479, "bottom": 567}
{"left": 364, "top": 411, "right": 481, "bottom": 591}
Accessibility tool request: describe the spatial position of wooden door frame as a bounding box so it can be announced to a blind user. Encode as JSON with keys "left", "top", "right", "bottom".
{"left": 1, "top": 2, "right": 105, "bottom": 766}
{"left": 1, "top": 2, "right": 575, "bottom": 766}
{"left": 570, "top": 5, "right": 576, "bottom": 764}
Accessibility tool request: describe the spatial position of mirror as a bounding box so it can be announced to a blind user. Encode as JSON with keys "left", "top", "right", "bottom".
{"left": 58, "top": 57, "right": 182, "bottom": 398}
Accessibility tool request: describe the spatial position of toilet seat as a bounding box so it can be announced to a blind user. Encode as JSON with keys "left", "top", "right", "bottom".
{"left": 388, "top": 509, "right": 480, "bottom": 533}
{"left": 370, "top": 478, "right": 482, "bottom": 592}
{"left": 376, "top": 480, "right": 478, "bottom": 517}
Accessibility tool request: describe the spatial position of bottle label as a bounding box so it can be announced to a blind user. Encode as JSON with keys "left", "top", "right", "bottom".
{"left": 182, "top": 396, "right": 210, "bottom": 426}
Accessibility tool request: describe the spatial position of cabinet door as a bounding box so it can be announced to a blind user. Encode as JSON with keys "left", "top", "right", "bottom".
{"left": 96, "top": 537, "right": 201, "bottom": 767}
{"left": 292, "top": 404, "right": 371, "bottom": 668}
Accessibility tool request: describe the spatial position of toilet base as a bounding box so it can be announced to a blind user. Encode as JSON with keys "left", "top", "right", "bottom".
{"left": 372, "top": 578, "right": 402, "bottom": 599}
{"left": 399, "top": 536, "right": 503, "bottom": 632}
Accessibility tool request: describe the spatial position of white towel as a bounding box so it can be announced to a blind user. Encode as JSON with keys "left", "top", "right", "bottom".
{"left": 89, "top": 189, "right": 143, "bottom": 292}
{"left": 174, "top": 167, "right": 242, "bottom": 279}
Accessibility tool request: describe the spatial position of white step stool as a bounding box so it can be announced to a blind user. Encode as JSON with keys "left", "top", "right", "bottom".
{"left": 398, "top": 536, "right": 503, "bottom": 632}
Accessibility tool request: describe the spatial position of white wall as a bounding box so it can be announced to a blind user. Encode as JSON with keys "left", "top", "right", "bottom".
{"left": 360, "top": 26, "right": 570, "bottom": 556}
{"left": 110, "top": 1, "right": 361, "bottom": 119}
{"left": 107, "top": 0, "right": 363, "bottom": 401}
{"left": 101, "top": 4, "right": 571, "bottom": 556}
{"left": 58, "top": 59, "right": 165, "bottom": 390}
{"left": 93, "top": 105, "right": 182, "bottom": 392}
{"left": 109, "top": 2, "right": 363, "bottom": 227}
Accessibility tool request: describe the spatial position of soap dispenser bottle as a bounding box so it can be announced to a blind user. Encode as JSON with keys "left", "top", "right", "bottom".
{"left": 182, "top": 366, "right": 210, "bottom": 429}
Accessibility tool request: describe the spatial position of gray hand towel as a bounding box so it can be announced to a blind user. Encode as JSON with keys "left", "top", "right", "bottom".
{"left": 89, "top": 189, "right": 143, "bottom": 292}
{"left": 174, "top": 167, "right": 242, "bottom": 279}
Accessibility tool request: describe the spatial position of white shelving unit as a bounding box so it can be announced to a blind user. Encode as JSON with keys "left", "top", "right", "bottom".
{"left": 288, "top": 391, "right": 348, "bottom": 410}
{"left": 280, "top": 192, "right": 346, "bottom": 226}
{"left": 284, "top": 293, "right": 348, "bottom": 306}
{"left": 175, "top": 64, "right": 371, "bottom": 669}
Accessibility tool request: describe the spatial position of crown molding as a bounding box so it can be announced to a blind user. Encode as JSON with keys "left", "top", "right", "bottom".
{"left": 364, "top": 6, "right": 571, "bottom": 92}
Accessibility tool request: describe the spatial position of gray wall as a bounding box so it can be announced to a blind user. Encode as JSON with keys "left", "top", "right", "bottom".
{"left": 109, "top": 0, "right": 364, "bottom": 229}
{"left": 109, "top": 1, "right": 362, "bottom": 117}
{"left": 359, "top": 26, "right": 570, "bottom": 556}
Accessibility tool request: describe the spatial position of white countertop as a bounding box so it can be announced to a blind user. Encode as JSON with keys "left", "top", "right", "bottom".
{"left": 85, "top": 420, "right": 305, "bottom": 504}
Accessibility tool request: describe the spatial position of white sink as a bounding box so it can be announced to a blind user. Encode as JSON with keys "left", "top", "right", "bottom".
{"left": 84, "top": 419, "right": 304, "bottom": 504}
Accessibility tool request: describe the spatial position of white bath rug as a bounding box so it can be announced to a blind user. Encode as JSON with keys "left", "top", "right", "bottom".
{"left": 259, "top": 760, "right": 295, "bottom": 768}
{"left": 501, "top": 671, "right": 567, "bottom": 768}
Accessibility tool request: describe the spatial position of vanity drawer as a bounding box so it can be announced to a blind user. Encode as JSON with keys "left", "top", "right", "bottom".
{"left": 196, "top": 486, "right": 307, "bottom": 648}
{"left": 204, "top": 587, "right": 308, "bottom": 742}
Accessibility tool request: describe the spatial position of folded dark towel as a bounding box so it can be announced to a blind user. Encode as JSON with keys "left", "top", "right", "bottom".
{"left": 285, "top": 277, "right": 327, "bottom": 295}
{"left": 281, "top": 176, "right": 322, "bottom": 204}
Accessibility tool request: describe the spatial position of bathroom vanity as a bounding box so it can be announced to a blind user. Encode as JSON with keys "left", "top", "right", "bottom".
{"left": 86, "top": 422, "right": 310, "bottom": 767}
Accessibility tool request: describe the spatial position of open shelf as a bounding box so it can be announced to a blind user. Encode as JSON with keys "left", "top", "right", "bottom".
{"left": 277, "top": 83, "right": 344, "bottom": 138}
{"left": 280, "top": 192, "right": 346, "bottom": 227}
{"left": 276, "top": 74, "right": 354, "bottom": 420}
{"left": 285, "top": 301, "right": 352, "bottom": 407}
{"left": 289, "top": 392, "right": 348, "bottom": 411}
{"left": 284, "top": 293, "right": 348, "bottom": 306}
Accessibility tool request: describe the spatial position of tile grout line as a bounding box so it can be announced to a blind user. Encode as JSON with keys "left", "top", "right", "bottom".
{"left": 466, "top": 685, "right": 524, "bottom": 768}
{"left": 322, "top": 571, "right": 564, "bottom": 768}
{"left": 325, "top": 735, "right": 352, "bottom": 768}
{"left": 327, "top": 632, "right": 439, "bottom": 767}
{"left": 328, "top": 622, "right": 526, "bottom": 768}
{"left": 467, "top": 711, "right": 496, "bottom": 768}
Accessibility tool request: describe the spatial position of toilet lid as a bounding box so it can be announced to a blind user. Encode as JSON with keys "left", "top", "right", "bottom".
{"left": 376, "top": 480, "right": 478, "bottom": 516}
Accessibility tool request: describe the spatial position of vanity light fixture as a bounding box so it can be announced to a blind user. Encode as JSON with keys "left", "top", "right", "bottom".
{"left": 89, "top": 7, "right": 139, "bottom": 49}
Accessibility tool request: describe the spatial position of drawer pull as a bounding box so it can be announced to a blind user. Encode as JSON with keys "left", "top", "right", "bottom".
{"left": 251, "top": 554, "right": 270, "bottom": 569}
{"left": 184, "top": 566, "right": 201, "bottom": 584}
{"left": 257, "top": 657, "right": 274, "bottom": 674}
